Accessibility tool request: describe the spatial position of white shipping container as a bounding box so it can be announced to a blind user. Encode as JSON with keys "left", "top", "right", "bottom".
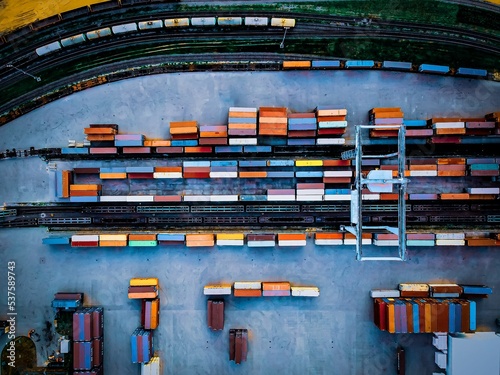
{"left": 60, "top": 33, "right": 86, "bottom": 47}
{"left": 217, "top": 17, "right": 242, "bottom": 26}
{"left": 296, "top": 195, "right": 323, "bottom": 201}
{"left": 203, "top": 285, "right": 232, "bottom": 295}
{"left": 267, "top": 195, "right": 296, "bottom": 201}
{"left": 344, "top": 238, "right": 372, "bottom": 245}
{"left": 229, "top": 107, "right": 257, "bottom": 112}
{"left": 324, "top": 194, "right": 351, "bottom": 201}
{"left": 99, "top": 195, "right": 128, "bottom": 202}
{"left": 191, "top": 17, "right": 217, "bottom": 26}
{"left": 209, "top": 195, "right": 239, "bottom": 202}
{"left": 229, "top": 138, "right": 257, "bottom": 145}
{"left": 291, "top": 286, "right": 320, "bottom": 297}
{"left": 317, "top": 121, "right": 348, "bottom": 128}
{"left": 72, "top": 234, "right": 99, "bottom": 242}
{"left": 432, "top": 122, "right": 465, "bottom": 129}
{"left": 369, "top": 289, "right": 400, "bottom": 298}
{"left": 296, "top": 189, "right": 325, "bottom": 195}
{"left": 86, "top": 27, "right": 112, "bottom": 39}
{"left": 183, "top": 195, "right": 211, "bottom": 202}
{"left": 153, "top": 172, "right": 182, "bottom": 178}
{"left": 244, "top": 17, "right": 269, "bottom": 26}
{"left": 362, "top": 193, "right": 381, "bottom": 200}
{"left": 247, "top": 240, "right": 276, "bottom": 247}
{"left": 209, "top": 172, "right": 238, "bottom": 178}
{"left": 234, "top": 281, "right": 262, "bottom": 290}
{"left": 467, "top": 187, "right": 500, "bottom": 194}
{"left": 315, "top": 239, "right": 343, "bottom": 245}
{"left": 436, "top": 239, "right": 466, "bottom": 246}
{"left": 217, "top": 239, "right": 244, "bottom": 246}
{"left": 35, "top": 41, "right": 62, "bottom": 56}
{"left": 323, "top": 171, "right": 352, "bottom": 177}
{"left": 100, "top": 234, "right": 128, "bottom": 241}
{"left": 126, "top": 196, "right": 154, "bottom": 202}
{"left": 373, "top": 239, "right": 399, "bottom": 246}
{"left": 435, "top": 232, "right": 465, "bottom": 240}
{"left": 409, "top": 170, "right": 438, "bottom": 177}
{"left": 316, "top": 138, "right": 346, "bottom": 145}
{"left": 112, "top": 23, "right": 138, "bottom": 34}
{"left": 278, "top": 240, "right": 307, "bottom": 247}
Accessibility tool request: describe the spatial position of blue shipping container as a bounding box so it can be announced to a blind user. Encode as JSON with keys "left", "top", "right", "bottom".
{"left": 43, "top": 237, "right": 70, "bottom": 245}
{"left": 244, "top": 146, "right": 272, "bottom": 153}
{"left": 456, "top": 67, "right": 487, "bottom": 77}
{"left": 382, "top": 61, "right": 412, "bottom": 70}
{"left": 215, "top": 146, "right": 242, "bottom": 153}
{"left": 418, "top": 64, "right": 449, "bottom": 74}
{"left": 311, "top": 60, "right": 341, "bottom": 68}
{"left": 239, "top": 160, "right": 267, "bottom": 167}
{"left": 345, "top": 60, "right": 374, "bottom": 68}
{"left": 61, "top": 148, "right": 89, "bottom": 154}
{"left": 288, "top": 139, "right": 316, "bottom": 146}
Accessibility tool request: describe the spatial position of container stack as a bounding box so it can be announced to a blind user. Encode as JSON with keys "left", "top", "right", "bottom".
{"left": 315, "top": 107, "right": 347, "bottom": 145}
{"left": 142, "top": 299, "right": 160, "bottom": 330}
{"left": 258, "top": 107, "right": 288, "bottom": 137}
{"left": 141, "top": 356, "right": 161, "bottom": 375}
{"left": 287, "top": 112, "right": 317, "bottom": 146}
{"left": 203, "top": 284, "right": 232, "bottom": 296}
{"left": 207, "top": 299, "right": 225, "bottom": 330}
{"left": 247, "top": 234, "right": 276, "bottom": 247}
{"left": 369, "top": 107, "right": 404, "bottom": 138}
{"left": 228, "top": 107, "right": 258, "bottom": 147}
{"left": 406, "top": 233, "right": 436, "bottom": 247}
{"left": 229, "top": 329, "right": 248, "bottom": 365}
{"left": 199, "top": 124, "right": 228, "bottom": 146}
{"left": 465, "top": 117, "right": 496, "bottom": 137}
{"left": 131, "top": 328, "right": 154, "bottom": 364}
{"left": 169, "top": 121, "right": 199, "bottom": 146}
{"left": 115, "top": 134, "right": 145, "bottom": 147}
{"left": 373, "top": 297, "right": 476, "bottom": 334}
{"left": 428, "top": 284, "right": 463, "bottom": 298}
{"left": 128, "top": 278, "right": 159, "bottom": 299}
{"left": 262, "top": 282, "right": 291, "bottom": 297}
{"left": 56, "top": 170, "right": 72, "bottom": 199}
{"left": 129, "top": 234, "right": 158, "bottom": 247}
{"left": 129, "top": 278, "right": 159, "bottom": 365}
{"left": 373, "top": 233, "right": 399, "bottom": 246}
{"left": 210, "top": 160, "right": 238, "bottom": 179}
{"left": 99, "top": 234, "right": 128, "bottom": 247}
{"left": 52, "top": 292, "right": 84, "bottom": 310}
{"left": 408, "top": 158, "right": 437, "bottom": 177}
{"left": 429, "top": 118, "right": 466, "bottom": 144}
{"left": 437, "top": 158, "right": 466, "bottom": 177}
{"left": 69, "top": 184, "right": 101, "bottom": 203}
{"left": 182, "top": 160, "right": 210, "bottom": 179}
{"left": 486, "top": 111, "right": 500, "bottom": 134}
{"left": 233, "top": 281, "right": 262, "bottom": 297}
{"left": 314, "top": 232, "right": 344, "bottom": 246}
{"left": 467, "top": 158, "right": 499, "bottom": 177}
{"left": 84, "top": 124, "right": 118, "bottom": 145}
{"left": 277, "top": 233, "right": 307, "bottom": 247}
{"left": 322, "top": 159, "right": 352, "bottom": 185}
{"left": 73, "top": 307, "right": 104, "bottom": 374}
{"left": 403, "top": 119, "right": 433, "bottom": 138}
{"left": 296, "top": 183, "right": 324, "bottom": 202}
{"left": 71, "top": 235, "right": 99, "bottom": 247}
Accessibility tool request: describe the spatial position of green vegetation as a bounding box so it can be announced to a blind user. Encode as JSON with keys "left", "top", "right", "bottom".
{"left": 177, "top": 0, "right": 499, "bottom": 36}
{"left": 1, "top": 336, "right": 36, "bottom": 375}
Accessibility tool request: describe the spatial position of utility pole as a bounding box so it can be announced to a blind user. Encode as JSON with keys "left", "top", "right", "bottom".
{"left": 7, "top": 64, "right": 41, "bottom": 82}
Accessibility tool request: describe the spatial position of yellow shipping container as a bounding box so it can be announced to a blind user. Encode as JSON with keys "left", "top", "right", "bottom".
{"left": 130, "top": 278, "right": 159, "bottom": 287}
{"left": 216, "top": 233, "right": 244, "bottom": 241}
{"left": 295, "top": 160, "right": 323, "bottom": 167}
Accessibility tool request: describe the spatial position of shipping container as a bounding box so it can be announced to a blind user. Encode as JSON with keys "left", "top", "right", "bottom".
{"left": 164, "top": 18, "right": 189, "bottom": 27}
{"left": 244, "top": 17, "right": 269, "bottom": 26}
{"left": 191, "top": 17, "right": 217, "bottom": 26}
{"left": 112, "top": 23, "right": 138, "bottom": 34}
{"left": 419, "top": 64, "right": 449, "bottom": 74}
{"left": 61, "top": 33, "right": 86, "bottom": 47}
{"left": 138, "top": 20, "right": 163, "bottom": 30}
{"left": 86, "top": 27, "right": 112, "bottom": 39}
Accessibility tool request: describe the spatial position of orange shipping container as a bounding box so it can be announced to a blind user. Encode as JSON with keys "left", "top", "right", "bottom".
{"left": 62, "top": 170, "right": 72, "bottom": 198}
{"left": 170, "top": 127, "right": 198, "bottom": 135}
{"left": 435, "top": 128, "right": 466, "bottom": 135}
{"left": 229, "top": 111, "right": 257, "bottom": 118}
{"left": 154, "top": 166, "right": 182, "bottom": 173}
{"left": 86, "top": 134, "right": 116, "bottom": 141}
{"left": 278, "top": 233, "right": 306, "bottom": 241}
{"left": 129, "top": 234, "right": 157, "bottom": 241}
{"left": 84, "top": 127, "right": 117, "bottom": 135}
{"left": 437, "top": 158, "right": 466, "bottom": 165}
{"left": 440, "top": 193, "right": 470, "bottom": 200}
{"left": 315, "top": 232, "right": 343, "bottom": 240}
{"left": 170, "top": 121, "right": 197, "bottom": 127}
{"left": 234, "top": 289, "right": 262, "bottom": 297}
{"left": 70, "top": 184, "right": 101, "bottom": 191}
{"left": 239, "top": 171, "right": 267, "bottom": 178}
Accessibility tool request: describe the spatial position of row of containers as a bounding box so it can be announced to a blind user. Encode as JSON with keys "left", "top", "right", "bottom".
{"left": 369, "top": 109, "right": 500, "bottom": 144}
{"left": 56, "top": 160, "right": 500, "bottom": 203}
{"left": 43, "top": 232, "right": 500, "bottom": 248}
{"left": 64, "top": 105, "right": 348, "bottom": 157}
{"left": 60, "top": 109, "right": 500, "bottom": 157}
{"left": 373, "top": 298, "right": 477, "bottom": 334}
{"left": 283, "top": 60, "right": 490, "bottom": 78}
{"left": 203, "top": 281, "right": 320, "bottom": 298}
{"left": 128, "top": 278, "right": 161, "bottom": 373}
{"left": 371, "top": 283, "right": 491, "bottom": 334}
{"left": 72, "top": 307, "right": 104, "bottom": 373}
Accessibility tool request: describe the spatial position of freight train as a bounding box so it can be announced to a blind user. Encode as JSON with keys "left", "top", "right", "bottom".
{"left": 34, "top": 17, "right": 296, "bottom": 56}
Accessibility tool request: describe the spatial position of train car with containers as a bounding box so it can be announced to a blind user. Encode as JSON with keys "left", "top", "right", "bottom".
{"left": 418, "top": 64, "right": 450, "bottom": 74}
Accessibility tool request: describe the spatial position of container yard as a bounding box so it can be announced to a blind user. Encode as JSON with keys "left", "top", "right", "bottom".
{"left": 1, "top": 63, "right": 500, "bottom": 375}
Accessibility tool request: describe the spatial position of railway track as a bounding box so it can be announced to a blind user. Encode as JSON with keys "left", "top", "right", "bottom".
{"left": 2, "top": 201, "right": 499, "bottom": 230}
